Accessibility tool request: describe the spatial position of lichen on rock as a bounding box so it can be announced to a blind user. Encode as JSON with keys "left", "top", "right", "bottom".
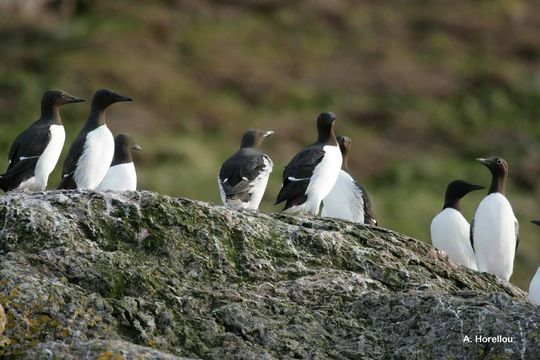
{"left": 0, "top": 190, "right": 538, "bottom": 359}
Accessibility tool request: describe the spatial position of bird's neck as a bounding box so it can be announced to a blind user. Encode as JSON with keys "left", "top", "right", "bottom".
{"left": 488, "top": 173, "right": 505, "bottom": 195}
{"left": 443, "top": 198, "right": 460, "bottom": 211}
{"left": 317, "top": 127, "right": 338, "bottom": 146}
{"left": 40, "top": 105, "right": 62, "bottom": 125}
{"left": 341, "top": 154, "right": 349, "bottom": 171}
{"left": 240, "top": 142, "right": 257, "bottom": 149}
{"left": 87, "top": 106, "right": 108, "bottom": 128}
{"left": 111, "top": 149, "right": 132, "bottom": 166}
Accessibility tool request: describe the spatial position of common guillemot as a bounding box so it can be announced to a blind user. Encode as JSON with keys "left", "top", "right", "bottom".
{"left": 0, "top": 89, "right": 85, "bottom": 192}
{"left": 96, "top": 134, "right": 141, "bottom": 191}
{"left": 430, "top": 180, "right": 484, "bottom": 270}
{"left": 275, "top": 112, "right": 342, "bottom": 216}
{"left": 528, "top": 221, "right": 540, "bottom": 305}
{"left": 321, "top": 136, "right": 377, "bottom": 224}
{"left": 58, "top": 89, "right": 132, "bottom": 190}
{"left": 218, "top": 129, "right": 274, "bottom": 210}
{"left": 471, "top": 157, "right": 518, "bottom": 281}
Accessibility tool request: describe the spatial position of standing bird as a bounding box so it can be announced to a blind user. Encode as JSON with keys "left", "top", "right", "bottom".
{"left": 58, "top": 89, "right": 132, "bottom": 190}
{"left": 321, "top": 136, "right": 377, "bottom": 224}
{"left": 218, "top": 129, "right": 274, "bottom": 210}
{"left": 528, "top": 221, "right": 540, "bottom": 305}
{"left": 430, "top": 180, "right": 484, "bottom": 270}
{"left": 96, "top": 134, "right": 142, "bottom": 191}
{"left": 0, "top": 89, "right": 85, "bottom": 192}
{"left": 275, "top": 112, "right": 342, "bottom": 216}
{"left": 471, "top": 157, "right": 518, "bottom": 281}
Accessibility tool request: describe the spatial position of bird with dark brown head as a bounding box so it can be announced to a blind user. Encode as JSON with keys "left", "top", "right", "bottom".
{"left": 472, "top": 156, "right": 517, "bottom": 281}
{"left": 218, "top": 129, "right": 274, "bottom": 211}
{"left": 476, "top": 157, "right": 508, "bottom": 194}
{"left": 321, "top": 135, "right": 377, "bottom": 225}
{"left": 0, "top": 89, "right": 85, "bottom": 192}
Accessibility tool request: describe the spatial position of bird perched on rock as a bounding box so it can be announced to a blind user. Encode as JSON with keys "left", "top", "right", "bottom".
{"left": 218, "top": 129, "right": 274, "bottom": 210}
{"left": 58, "top": 89, "right": 132, "bottom": 190}
{"left": 471, "top": 157, "right": 518, "bottom": 281}
{"left": 0, "top": 89, "right": 85, "bottom": 192}
{"left": 275, "top": 112, "right": 342, "bottom": 216}
{"left": 97, "top": 134, "right": 142, "bottom": 191}
{"left": 321, "top": 136, "right": 376, "bottom": 224}
{"left": 528, "top": 221, "right": 540, "bottom": 305}
{"left": 430, "top": 180, "right": 484, "bottom": 270}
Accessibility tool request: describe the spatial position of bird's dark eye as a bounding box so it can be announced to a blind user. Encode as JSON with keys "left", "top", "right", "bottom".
{"left": 496, "top": 159, "right": 502, "bottom": 165}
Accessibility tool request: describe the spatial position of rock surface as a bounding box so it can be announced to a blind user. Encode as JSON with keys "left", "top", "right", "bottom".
{"left": 0, "top": 190, "right": 538, "bottom": 359}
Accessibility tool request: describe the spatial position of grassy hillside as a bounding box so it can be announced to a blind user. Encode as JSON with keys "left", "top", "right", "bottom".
{"left": 1, "top": 0, "right": 540, "bottom": 289}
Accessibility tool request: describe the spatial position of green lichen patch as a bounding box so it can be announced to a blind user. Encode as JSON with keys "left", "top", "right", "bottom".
{"left": 0, "top": 191, "right": 536, "bottom": 359}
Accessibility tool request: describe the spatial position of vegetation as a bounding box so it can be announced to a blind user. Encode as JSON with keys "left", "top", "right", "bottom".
{"left": 1, "top": 0, "right": 540, "bottom": 289}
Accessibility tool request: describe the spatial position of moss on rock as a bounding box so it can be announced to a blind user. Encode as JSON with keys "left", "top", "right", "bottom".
{"left": 0, "top": 191, "right": 538, "bottom": 359}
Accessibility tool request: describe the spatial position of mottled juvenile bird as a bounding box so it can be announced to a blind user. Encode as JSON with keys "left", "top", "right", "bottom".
{"left": 275, "top": 112, "right": 342, "bottom": 216}
{"left": 97, "top": 134, "right": 142, "bottom": 191}
{"left": 528, "top": 221, "right": 540, "bottom": 305}
{"left": 218, "top": 129, "right": 274, "bottom": 210}
{"left": 58, "top": 89, "right": 132, "bottom": 190}
{"left": 0, "top": 89, "right": 85, "bottom": 192}
{"left": 321, "top": 136, "right": 376, "bottom": 224}
{"left": 471, "top": 157, "right": 518, "bottom": 281}
{"left": 430, "top": 180, "right": 484, "bottom": 270}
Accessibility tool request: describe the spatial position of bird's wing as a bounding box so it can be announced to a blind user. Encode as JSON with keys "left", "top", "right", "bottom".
{"left": 275, "top": 146, "right": 325, "bottom": 205}
{"left": 0, "top": 157, "right": 39, "bottom": 192}
{"left": 58, "top": 134, "right": 86, "bottom": 189}
{"left": 469, "top": 218, "right": 475, "bottom": 251}
{"left": 515, "top": 217, "right": 520, "bottom": 251}
{"left": 6, "top": 122, "right": 51, "bottom": 171}
{"left": 219, "top": 151, "right": 269, "bottom": 199}
{"left": 0, "top": 123, "right": 51, "bottom": 191}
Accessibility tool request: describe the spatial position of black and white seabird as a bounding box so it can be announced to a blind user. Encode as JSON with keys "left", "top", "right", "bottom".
{"left": 471, "top": 157, "right": 518, "bottom": 281}
{"left": 321, "top": 136, "right": 377, "bottom": 224}
{"left": 275, "top": 112, "right": 342, "bottom": 216}
{"left": 97, "top": 134, "right": 142, "bottom": 191}
{"left": 58, "top": 89, "right": 133, "bottom": 190}
{"left": 430, "top": 180, "right": 484, "bottom": 270}
{"left": 528, "top": 221, "right": 540, "bottom": 305}
{"left": 0, "top": 89, "right": 85, "bottom": 192}
{"left": 218, "top": 129, "right": 274, "bottom": 210}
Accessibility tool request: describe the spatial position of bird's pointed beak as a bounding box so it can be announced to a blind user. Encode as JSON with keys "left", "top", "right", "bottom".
{"left": 264, "top": 131, "right": 275, "bottom": 138}
{"left": 132, "top": 144, "right": 143, "bottom": 151}
{"left": 531, "top": 220, "right": 540, "bottom": 226}
{"left": 67, "top": 95, "right": 86, "bottom": 104}
{"left": 476, "top": 158, "right": 487, "bottom": 164}
{"left": 469, "top": 184, "right": 485, "bottom": 191}
{"left": 116, "top": 95, "right": 133, "bottom": 102}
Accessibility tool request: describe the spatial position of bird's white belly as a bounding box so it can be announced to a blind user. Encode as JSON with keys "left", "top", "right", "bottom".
{"left": 97, "top": 162, "right": 137, "bottom": 191}
{"left": 303, "top": 145, "right": 342, "bottom": 215}
{"left": 473, "top": 193, "right": 517, "bottom": 280}
{"left": 529, "top": 268, "right": 540, "bottom": 305}
{"left": 322, "top": 170, "right": 364, "bottom": 222}
{"left": 74, "top": 125, "right": 114, "bottom": 190}
{"left": 430, "top": 208, "right": 477, "bottom": 270}
{"left": 246, "top": 156, "right": 272, "bottom": 210}
{"left": 18, "top": 125, "right": 65, "bottom": 191}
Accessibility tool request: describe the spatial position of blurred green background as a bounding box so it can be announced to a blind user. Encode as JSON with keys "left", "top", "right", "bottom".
{"left": 1, "top": 0, "right": 540, "bottom": 290}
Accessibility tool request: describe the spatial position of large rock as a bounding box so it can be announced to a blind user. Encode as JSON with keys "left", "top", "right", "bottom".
{"left": 0, "top": 191, "right": 537, "bottom": 359}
